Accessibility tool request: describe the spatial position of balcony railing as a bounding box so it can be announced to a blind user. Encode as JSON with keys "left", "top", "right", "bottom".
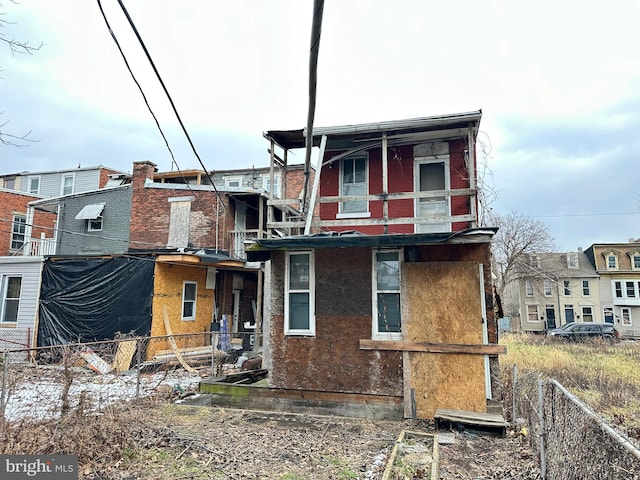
{"left": 229, "top": 229, "right": 260, "bottom": 259}
{"left": 23, "top": 234, "right": 57, "bottom": 256}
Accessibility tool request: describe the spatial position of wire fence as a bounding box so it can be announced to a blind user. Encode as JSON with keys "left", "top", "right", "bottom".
{"left": 511, "top": 367, "right": 640, "bottom": 479}
{"left": 0, "top": 331, "right": 262, "bottom": 424}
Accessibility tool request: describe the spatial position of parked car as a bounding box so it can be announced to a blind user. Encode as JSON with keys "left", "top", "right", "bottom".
{"left": 546, "top": 322, "right": 621, "bottom": 342}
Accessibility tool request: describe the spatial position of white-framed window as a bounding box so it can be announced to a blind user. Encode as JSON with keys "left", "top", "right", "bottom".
{"left": 525, "top": 279, "right": 534, "bottom": 297}
{"left": 606, "top": 253, "right": 618, "bottom": 270}
{"left": 543, "top": 280, "right": 553, "bottom": 297}
{"left": 529, "top": 254, "right": 540, "bottom": 269}
{"left": 603, "top": 307, "right": 614, "bottom": 324}
{"left": 567, "top": 253, "right": 578, "bottom": 269}
{"left": 582, "top": 280, "right": 590, "bottom": 296}
{"left": 181, "top": 281, "right": 197, "bottom": 320}
{"left": 563, "top": 280, "right": 571, "bottom": 296}
{"left": 581, "top": 306, "right": 594, "bottom": 322}
{"left": 1, "top": 275, "right": 22, "bottom": 323}
{"left": 373, "top": 249, "right": 402, "bottom": 339}
{"left": 262, "top": 175, "right": 281, "bottom": 198}
{"left": 338, "top": 155, "right": 368, "bottom": 216}
{"left": 61, "top": 173, "right": 75, "bottom": 196}
{"left": 626, "top": 281, "right": 636, "bottom": 298}
{"left": 88, "top": 215, "right": 103, "bottom": 232}
{"left": 614, "top": 281, "right": 623, "bottom": 298}
{"left": 285, "top": 251, "right": 315, "bottom": 336}
{"left": 10, "top": 215, "right": 26, "bottom": 251}
{"left": 621, "top": 307, "right": 632, "bottom": 326}
{"left": 28, "top": 176, "right": 40, "bottom": 195}
{"left": 527, "top": 304, "right": 540, "bottom": 322}
{"left": 632, "top": 253, "right": 640, "bottom": 270}
{"left": 224, "top": 177, "right": 242, "bottom": 189}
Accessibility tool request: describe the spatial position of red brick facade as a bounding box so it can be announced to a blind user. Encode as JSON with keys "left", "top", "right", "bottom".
{"left": 0, "top": 191, "right": 56, "bottom": 256}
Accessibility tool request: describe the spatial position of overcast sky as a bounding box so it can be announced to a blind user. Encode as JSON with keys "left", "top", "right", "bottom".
{"left": 2, "top": 0, "right": 639, "bottom": 251}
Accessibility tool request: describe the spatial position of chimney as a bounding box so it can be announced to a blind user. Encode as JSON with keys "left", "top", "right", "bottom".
{"left": 578, "top": 247, "right": 583, "bottom": 253}
{"left": 132, "top": 161, "right": 157, "bottom": 190}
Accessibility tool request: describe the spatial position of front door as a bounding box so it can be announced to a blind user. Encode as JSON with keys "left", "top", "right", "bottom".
{"left": 545, "top": 306, "right": 556, "bottom": 329}
{"left": 565, "top": 305, "right": 575, "bottom": 324}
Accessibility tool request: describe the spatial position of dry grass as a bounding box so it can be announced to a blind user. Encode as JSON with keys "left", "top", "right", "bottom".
{"left": 499, "top": 332, "right": 640, "bottom": 437}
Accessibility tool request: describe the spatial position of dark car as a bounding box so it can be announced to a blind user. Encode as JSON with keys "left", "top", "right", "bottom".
{"left": 547, "top": 322, "right": 621, "bottom": 342}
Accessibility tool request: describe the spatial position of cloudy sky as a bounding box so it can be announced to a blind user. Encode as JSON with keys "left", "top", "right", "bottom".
{"left": 1, "top": 0, "right": 639, "bottom": 251}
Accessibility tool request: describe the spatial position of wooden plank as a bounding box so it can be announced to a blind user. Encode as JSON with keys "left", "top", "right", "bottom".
{"left": 360, "top": 339, "right": 506, "bottom": 355}
{"left": 112, "top": 340, "right": 137, "bottom": 372}
{"left": 163, "top": 306, "right": 197, "bottom": 373}
{"left": 435, "top": 408, "right": 506, "bottom": 427}
{"left": 381, "top": 430, "right": 439, "bottom": 480}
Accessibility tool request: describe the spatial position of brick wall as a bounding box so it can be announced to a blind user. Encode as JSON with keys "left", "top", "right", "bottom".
{"left": 0, "top": 191, "right": 56, "bottom": 256}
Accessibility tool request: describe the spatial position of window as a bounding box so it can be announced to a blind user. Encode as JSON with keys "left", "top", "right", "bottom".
{"left": 633, "top": 254, "right": 640, "bottom": 270}
{"left": 61, "top": 174, "right": 74, "bottom": 195}
{"left": 563, "top": 280, "right": 571, "bottom": 296}
{"left": 527, "top": 304, "right": 539, "bottom": 322}
{"left": 603, "top": 307, "right": 614, "bottom": 324}
{"left": 76, "top": 203, "right": 105, "bottom": 232}
{"left": 373, "top": 250, "right": 402, "bottom": 338}
{"left": 10, "top": 215, "right": 26, "bottom": 251}
{"left": 525, "top": 279, "right": 534, "bottom": 297}
{"left": 529, "top": 254, "right": 540, "bottom": 268}
{"left": 543, "top": 280, "right": 553, "bottom": 297}
{"left": 606, "top": 253, "right": 618, "bottom": 270}
{"left": 626, "top": 281, "right": 636, "bottom": 298}
{"left": 582, "top": 280, "right": 590, "bottom": 296}
{"left": 614, "top": 281, "right": 623, "bottom": 298}
{"left": 1, "top": 276, "right": 22, "bottom": 323}
{"left": 567, "top": 253, "right": 578, "bottom": 269}
{"left": 621, "top": 307, "right": 632, "bottom": 326}
{"left": 262, "top": 176, "right": 281, "bottom": 198}
{"left": 3, "top": 177, "right": 15, "bottom": 190}
{"left": 28, "top": 176, "right": 40, "bottom": 195}
{"left": 181, "top": 281, "right": 197, "bottom": 320}
{"left": 339, "top": 156, "right": 368, "bottom": 215}
{"left": 285, "top": 251, "right": 315, "bottom": 335}
{"left": 225, "top": 177, "right": 242, "bottom": 189}
{"left": 581, "top": 306, "right": 594, "bottom": 322}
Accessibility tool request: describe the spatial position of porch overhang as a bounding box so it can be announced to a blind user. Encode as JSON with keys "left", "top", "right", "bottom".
{"left": 246, "top": 227, "right": 497, "bottom": 261}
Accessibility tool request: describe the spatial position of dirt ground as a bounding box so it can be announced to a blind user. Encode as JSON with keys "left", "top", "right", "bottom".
{"left": 80, "top": 401, "right": 541, "bottom": 480}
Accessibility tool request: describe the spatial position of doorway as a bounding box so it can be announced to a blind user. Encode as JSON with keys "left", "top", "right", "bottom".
{"left": 545, "top": 306, "right": 556, "bottom": 329}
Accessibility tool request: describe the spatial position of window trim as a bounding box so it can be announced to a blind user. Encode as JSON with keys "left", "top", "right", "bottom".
{"left": 563, "top": 280, "right": 571, "bottom": 296}
{"left": 606, "top": 253, "right": 618, "bottom": 270}
{"left": 262, "top": 175, "right": 281, "bottom": 198}
{"left": 567, "top": 253, "right": 579, "bottom": 269}
{"left": 525, "top": 279, "right": 534, "bottom": 297}
{"left": 27, "top": 175, "right": 40, "bottom": 195}
{"left": 338, "top": 154, "right": 369, "bottom": 216}
{"left": 526, "top": 304, "right": 541, "bottom": 322}
{"left": 543, "top": 280, "right": 553, "bottom": 297}
{"left": 621, "top": 307, "right": 632, "bottom": 326}
{"left": 284, "top": 251, "right": 315, "bottom": 336}
{"left": 582, "top": 280, "right": 590, "bottom": 296}
{"left": 10, "top": 214, "right": 26, "bottom": 251}
{"left": 224, "top": 176, "right": 242, "bottom": 189}
{"left": 413, "top": 155, "right": 451, "bottom": 233}
{"left": 1, "top": 275, "right": 22, "bottom": 324}
{"left": 581, "top": 305, "right": 594, "bottom": 322}
{"left": 632, "top": 252, "right": 640, "bottom": 271}
{"left": 87, "top": 216, "right": 103, "bottom": 232}
{"left": 61, "top": 173, "right": 75, "bottom": 196}
{"left": 181, "top": 281, "right": 197, "bottom": 321}
{"left": 372, "top": 249, "right": 403, "bottom": 340}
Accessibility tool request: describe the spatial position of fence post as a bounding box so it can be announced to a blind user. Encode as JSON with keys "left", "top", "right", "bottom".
{"left": 538, "top": 376, "right": 546, "bottom": 480}
{"left": 136, "top": 338, "right": 141, "bottom": 398}
{"left": 512, "top": 364, "right": 518, "bottom": 422}
{"left": 0, "top": 352, "right": 7, "bottom": 416}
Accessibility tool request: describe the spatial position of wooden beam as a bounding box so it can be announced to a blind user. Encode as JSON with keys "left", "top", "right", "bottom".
{"left": 359, "top": 339, "right": 506, "bottom": 355}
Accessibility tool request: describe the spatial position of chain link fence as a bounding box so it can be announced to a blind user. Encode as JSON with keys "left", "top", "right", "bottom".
{"left": 0, "top": 331, "right": 262, "bottom": 423}
{"left": 511, "top": 367, "right": 640, "bottom": 479}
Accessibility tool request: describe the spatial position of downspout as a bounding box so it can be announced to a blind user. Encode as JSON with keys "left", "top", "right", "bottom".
{"left": 382, "top": 132, "right": 389, "bottom": 234}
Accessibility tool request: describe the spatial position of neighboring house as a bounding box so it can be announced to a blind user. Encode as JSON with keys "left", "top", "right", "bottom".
{"left": 0, "top": 189, "right": 57, "bottom": 256}
{"left": 514, "top": 251, "right": 600, "bottom": 333}
{"left": 254, "top": 112, "right": 503, "bottom": 420}
{"left": 27, "top": 184, "right": 133, "bottom": 256}
{"left": 0, "top": 256, "right": 44, "bottom": 358}
{"left": 585, "top": 240, "right": 640, "bottom": 336}
{"left": 0, "top": 165, "right": 126, "bottom": 198}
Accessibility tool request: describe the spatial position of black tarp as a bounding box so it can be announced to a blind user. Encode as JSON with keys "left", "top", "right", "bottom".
{"left": 38, "top": 256, "right": 154, "bottom": 347}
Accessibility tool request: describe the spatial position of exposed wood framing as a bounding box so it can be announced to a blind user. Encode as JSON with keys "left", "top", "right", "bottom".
{"left": 359, "top": 339, "right": 506, "bottom": 355}
{"left": 467, "top": 125, "right": 478, "bottom": 228}
{"left": 304, "top": 134, "right": 327, "bottom": 235}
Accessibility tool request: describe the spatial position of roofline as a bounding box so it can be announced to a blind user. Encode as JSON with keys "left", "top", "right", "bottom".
{"left": 27, "top": 184, "right": 132, "bottom": 207}
{"left": 0, "top": 165, "right": 127, "bottom": 177}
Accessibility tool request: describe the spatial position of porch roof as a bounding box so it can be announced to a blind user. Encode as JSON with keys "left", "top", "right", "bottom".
{"left": 246, "top": 228, "right": 496, "bottom": 261}
{"left": 264, "top": 110, "right": 482, "bottom": 150}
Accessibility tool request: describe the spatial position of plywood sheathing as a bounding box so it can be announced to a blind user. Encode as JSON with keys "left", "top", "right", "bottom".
{"left": 403, "top": 261, "right": 486, "bottom": 419}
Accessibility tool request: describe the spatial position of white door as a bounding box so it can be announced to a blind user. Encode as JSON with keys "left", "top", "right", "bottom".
{"left": 415, "top": 159, "right": 450, "bottom": 233}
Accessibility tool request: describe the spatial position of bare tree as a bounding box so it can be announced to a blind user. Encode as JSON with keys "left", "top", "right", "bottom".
{"left": 489, "top": 211, "right": 555, "bottom": 302}
{"left": 0, "top": 1, "right": 42, "bottom": 147}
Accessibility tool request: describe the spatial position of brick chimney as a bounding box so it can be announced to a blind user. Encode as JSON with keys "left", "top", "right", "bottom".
{"left": 132, "top": 161, "right": 157, "bottom": 190}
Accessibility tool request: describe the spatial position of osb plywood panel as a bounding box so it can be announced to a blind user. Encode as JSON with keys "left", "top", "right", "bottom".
{"left": 403, "top": 261, "right": 486, "bottom": 419}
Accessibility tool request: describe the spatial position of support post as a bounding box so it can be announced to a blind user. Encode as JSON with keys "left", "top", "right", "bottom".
{"left": 538, "top": 376, "right": 546, "bottom": 480}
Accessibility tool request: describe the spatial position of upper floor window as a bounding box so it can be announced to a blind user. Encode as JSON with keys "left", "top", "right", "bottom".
{"left": 339, "top": 156, "right": 368, "bottom": 215}
{"left": 0, "top": 276, "right": 22, "bottom": 323}
{"left": 567, "top": 253, "right": 578, "bottom": 269}
{"left": 543, "top": 280, "right": 553, "bottom": 297}
{"left": 614, "top": 281, "right": 623, "bottom": 298}
{"left": 529, "top": 254, "right": 540, "bottom": 269}
{"left": 626, "top": 281, "right": 636, "bottom": 298}
{"left": 182, "top": 281, "right": 197, "bottom": 320}
{"left": 631, "top": 253, "right": 640, "bottom": 270}
{"left": 76, "top": 203, "right": 105, "bottom": 232}
{"left": 606, "top": 253, "right": 618, "bottom": 270}
{"left": 563, "top": 280, "right": 571, "bottom": 296}
{"left": 262, "top": 175, "right": 281, "bottom": 198}
{"left": 285, "top": 251, "right": 315, "bottom": 336}
{"left": 28, "top": 176, "right": 40, "bottom": 195}
{"left": 10, "top": 215, "right": 26, "bottom": 251}
{"left": 61, "top": 174, "right": 74, "bottom": 196}
{"left": 582, "top": 280, "right": 590, "bottom": 296}
{"left": 225, "top": 177, "right": 242, "bottom": 189}
{"left": 373, "top": 250, "right": 402, "bottom": 339}
{"left": 525, "top": 279, "right": 534, "bottom": 297}
{"left": 3, "top": 177, "right": 15, "bottom": 190}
